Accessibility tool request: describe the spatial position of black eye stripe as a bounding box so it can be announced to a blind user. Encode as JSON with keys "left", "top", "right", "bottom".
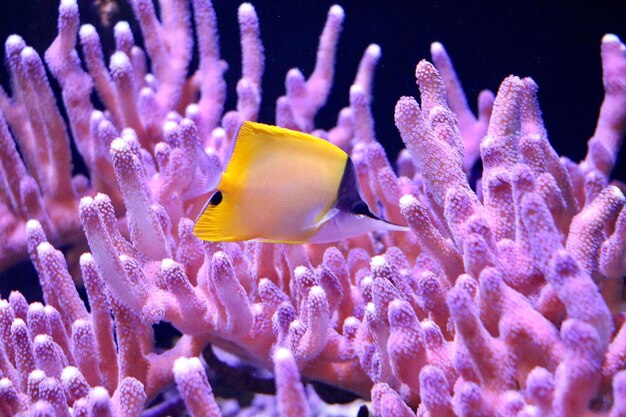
{"left": 352, "top": 201, "right": 370, "bottom": 215}
{"left": 209, "top": 191, "right": 223, "bottom": 206}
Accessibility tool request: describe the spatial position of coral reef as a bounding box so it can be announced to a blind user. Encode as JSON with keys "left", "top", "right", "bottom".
{"left": 1, "top": 0, "right": 625, "bottom": 416}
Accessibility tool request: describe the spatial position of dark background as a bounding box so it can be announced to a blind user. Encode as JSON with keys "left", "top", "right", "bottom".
{"left": 0, "top": 0, "right": 625, "bottom": 179}
{"left": 0, "top": 0, "right": 625, "bottom": 299}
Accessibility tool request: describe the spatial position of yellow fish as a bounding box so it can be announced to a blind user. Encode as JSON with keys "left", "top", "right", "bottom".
{"left": 191, "top": 121, "right": 407, "bottom": 244}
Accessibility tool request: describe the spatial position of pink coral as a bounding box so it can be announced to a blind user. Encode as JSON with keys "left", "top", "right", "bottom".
{"left": 0, "top": 0, "right": 625, "bottom": 416}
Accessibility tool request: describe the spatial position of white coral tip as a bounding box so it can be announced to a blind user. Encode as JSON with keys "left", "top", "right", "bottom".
{"left": 431, "top": 41, "right": 445, "bottom": 55}
{"left": 274, "top": 347, "right": 293, "bottom": 362}
{"left": 238, "top": 3, "right": 255, "bottom": 16}
{"left": 79, "top": 24, "right": 96, "bottom": 37}
{"left": 329, "top": 5, "right": 345, "bottom": 20}
{"left": 399, "top": 194, "right": 417, "bottom": 210}
{"left": 370, "top": 255, "right": 387, "bottom": 268}
{"left": 602, "top": 33, "right": 621, "bottom": 44}
{"left": 367, "top": 44, "right": 382, "bottom": 58}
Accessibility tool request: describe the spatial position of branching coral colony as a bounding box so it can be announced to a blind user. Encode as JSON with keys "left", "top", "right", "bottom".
{"left": 0, "top": 0, "right": 625, "bottom": 416}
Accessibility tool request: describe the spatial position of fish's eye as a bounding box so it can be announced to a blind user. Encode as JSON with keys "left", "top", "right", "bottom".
{"left": 209, "top": 191, "right": 223, "bottom": 206}
{"left": 351, "top": 201, "right": 371, "bottom": 216}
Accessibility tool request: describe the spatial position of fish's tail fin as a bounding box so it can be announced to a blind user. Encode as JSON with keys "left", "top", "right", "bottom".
{"left": 182, "top": 142, "right": 224, "bottom": 201}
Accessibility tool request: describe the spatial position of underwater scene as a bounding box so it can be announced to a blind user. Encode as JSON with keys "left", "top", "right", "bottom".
{"left": 0, "top": 0, "right": 625, "bottom": 416}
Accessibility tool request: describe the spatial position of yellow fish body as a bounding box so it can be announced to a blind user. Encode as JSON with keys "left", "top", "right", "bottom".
{"left": 192, "top": 121, "right": 407, "bottom": 243}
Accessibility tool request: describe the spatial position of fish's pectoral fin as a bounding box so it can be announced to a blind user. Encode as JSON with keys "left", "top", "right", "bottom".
{"left": 311, "top": 208, "right": 340, "bottom": 229}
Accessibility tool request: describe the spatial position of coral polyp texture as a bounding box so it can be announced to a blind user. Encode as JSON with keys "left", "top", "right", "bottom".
{"left": 0, "top": 0, "right": 625, "bottom": 416}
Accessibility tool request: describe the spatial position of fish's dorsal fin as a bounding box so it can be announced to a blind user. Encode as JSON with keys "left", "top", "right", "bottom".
{"left": 183, "top": 142, "right": 223, "bottom": 200}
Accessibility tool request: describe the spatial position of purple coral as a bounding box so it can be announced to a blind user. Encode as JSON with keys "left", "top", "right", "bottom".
{"left": 0, "top": 0, "right": 625, "bottom": 416}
